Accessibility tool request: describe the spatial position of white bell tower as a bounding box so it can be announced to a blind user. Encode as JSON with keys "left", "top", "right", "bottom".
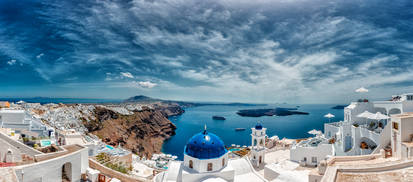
{"left": 250, "top": 122, "right": 267, "bottom": 167}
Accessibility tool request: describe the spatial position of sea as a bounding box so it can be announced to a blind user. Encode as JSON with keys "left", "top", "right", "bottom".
{"left": 162, "top": 104, "right": 344, "bottom": 160}
{"left": 1, "top": 98, "right": 345, "bottom": 160}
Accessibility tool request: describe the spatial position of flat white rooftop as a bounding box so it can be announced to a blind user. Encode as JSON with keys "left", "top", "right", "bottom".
{"left": 0, "top": 109, "right": 25, "bottom": 113}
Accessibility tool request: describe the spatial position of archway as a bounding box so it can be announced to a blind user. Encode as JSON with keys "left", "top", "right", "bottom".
{"left": 359, "top": 137, "right": 378, "bottom": 153}
{"left": 207, "top": 163, "right": 213, "bottom": 171}
{"left": 62, "top": 162, "right": 72, "bottom": 182}
{"left": 6, "top": 149, "right": 13, "bottom": 163}
{"left": 388, "top": 108, "right": 401, "bottom": 116}
{"left": 189, "top": 160, "right": 193, "bottom": 169}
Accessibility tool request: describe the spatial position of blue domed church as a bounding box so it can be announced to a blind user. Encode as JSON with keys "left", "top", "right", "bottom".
{"left": 184, "top": 128, "right": 229, "bottom": 173}
{"left": 154, "top": 125, "right": 267, "bottom": 182}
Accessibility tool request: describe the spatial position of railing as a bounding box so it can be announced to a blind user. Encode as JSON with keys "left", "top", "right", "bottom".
{"left": 373, "top": 101, "right": 402, "bottom": 104}
{"left": 321, "top": 153, "right": 383, "bottom": 182}
{"left": 326, "top": 122, "right": 345, "bottom": 127}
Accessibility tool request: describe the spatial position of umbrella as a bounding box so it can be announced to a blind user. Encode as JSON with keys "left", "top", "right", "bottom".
{"left": 355, "top": 87, "right": 369, "bottom": 93}
{"left": 308, "top": 129, "right": 322, "bottom": 136}
{"left": 324, "top": 113, "right": 335, "bottom": 122}
{"left": 357, "top": 111, "right": 374, "bottom": 118}
{"left": 368, "top": 112, "right": 390, "bottom": 120}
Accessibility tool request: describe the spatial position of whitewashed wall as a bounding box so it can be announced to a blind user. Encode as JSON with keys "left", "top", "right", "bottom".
{"left": 183, "top": 153, "right": 228, "bottom": 173}
{"left": 290, "top": 144, "right": 333, "bottom": 166}
{"left": 14, "top": 146, "right": 88, "bottom": 182}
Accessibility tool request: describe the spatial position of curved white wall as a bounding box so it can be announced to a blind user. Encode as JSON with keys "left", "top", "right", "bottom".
{"left": 183, "top": 153, "right": 228, "bottom": 173}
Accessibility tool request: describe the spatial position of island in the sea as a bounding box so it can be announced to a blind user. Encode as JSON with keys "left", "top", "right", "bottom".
{"left": 331, "top": 105, "right": 347, "bottom": 109}
{"left": 212, "top": 116, "right": 226, "bottom": 120}
{"left": 236, "top": 107, "right": 309, "bottom": 117}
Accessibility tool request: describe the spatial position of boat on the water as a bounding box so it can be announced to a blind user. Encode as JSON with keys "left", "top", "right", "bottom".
{"left": 235, "top": 128, "right": 246, "bottom": 131}
{"left": 212, "top": 116, "right": 226, "bottom": 120}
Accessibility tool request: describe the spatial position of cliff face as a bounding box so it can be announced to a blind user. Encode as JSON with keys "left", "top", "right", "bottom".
{"left": 84, "top": 106, "right": 177, "bottom": 157}
{"left": 154, "top": 104, "right": 185, "bottom": 117}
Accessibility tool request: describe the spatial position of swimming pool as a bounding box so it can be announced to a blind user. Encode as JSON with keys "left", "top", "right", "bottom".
{"left": 229, "top": 148, "right": 240, "bottom": 152}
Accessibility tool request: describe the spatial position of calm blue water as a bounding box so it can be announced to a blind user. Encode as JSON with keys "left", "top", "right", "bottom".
{"left": 162, "top": 104, "right": 344, "bottom": 160}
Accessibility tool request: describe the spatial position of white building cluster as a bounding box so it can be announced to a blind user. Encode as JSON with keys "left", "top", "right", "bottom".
{"left": 325, "top": 93, "right": 413, "bottom": 156}
{"left": 289, "top": 93, "right": 413, "bottom": 170}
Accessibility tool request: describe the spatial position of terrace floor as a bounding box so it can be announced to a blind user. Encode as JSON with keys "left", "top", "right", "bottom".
{"left": 336, "top": 166, "right": 413, "bottom": 182}
{"left": 35, "top": 144, "right": 84, "bottom": 162}
{"left": 255, "top": 149, "right": 313, "bottom": 182}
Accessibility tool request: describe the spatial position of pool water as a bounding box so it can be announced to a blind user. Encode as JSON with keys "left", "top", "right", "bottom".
{"left": 229, "top": 148, "right": 241, "bottom": 152}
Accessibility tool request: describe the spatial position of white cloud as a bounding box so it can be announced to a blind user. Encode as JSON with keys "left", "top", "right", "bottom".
{"left": 2, "top": 0, "right": 413, "bottom": 103}
{"left": 7, "top": 59, "right": 17, "bottom": 65}
{"left": 138, "top": 81, "right": 157, "bottom": 88}
{"left": 36, "top": 53, "right": 44, "bottom": 59}
{"left": 120, "top": 72, "right": 134, "bottom": 78}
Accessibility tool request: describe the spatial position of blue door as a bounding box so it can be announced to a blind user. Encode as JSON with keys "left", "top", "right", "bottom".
{"left": 345, "top": 135, "right": 352, "bottom": 151}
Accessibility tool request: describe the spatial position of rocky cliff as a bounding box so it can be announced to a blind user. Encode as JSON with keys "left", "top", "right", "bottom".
{"left": 84, "top": 106, "right": 177, "bottom": 157}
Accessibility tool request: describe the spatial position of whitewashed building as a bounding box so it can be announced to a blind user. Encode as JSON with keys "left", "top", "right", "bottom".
{"left": 290, "top": 137, "right": 334, "bottom": 167}
{"left": 0, "top": 108, "right": 51, "bottom": 137}
{"left": 390, "top": 113, "right": 413, "bottom": 160}
{"left": 0, "top": 131, "right": 89, "bottom": 182}
{"left": 0, "top": 109, "right": 29, "bottom": 130}
{"left": 324, "top": 93, "right": 413, "bottom": 156}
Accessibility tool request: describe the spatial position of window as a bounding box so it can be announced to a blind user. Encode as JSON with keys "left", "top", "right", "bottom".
{"left": 189, "top": 160, "right": 193, "bottom": 169}
{"left": 303, "top": 157, "right": 307, "bottom": 162}
{"left": 207, "top": 163, "right": 213, "bottom": 171}
{"left": 222, "top": 158, "right": 225, "bottom": 166}
{"left": 393, "top": 122, "right": 399, "bottom": 130}
{"left": 312, "top": 157, "right": 317, "bottom": 164}
{"left": 407, "top": 95, "right": 413, "bottom": 100}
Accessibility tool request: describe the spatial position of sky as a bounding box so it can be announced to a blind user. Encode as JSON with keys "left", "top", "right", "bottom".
{"left": 1, "top": 0, "right": 413, "bottom": 103}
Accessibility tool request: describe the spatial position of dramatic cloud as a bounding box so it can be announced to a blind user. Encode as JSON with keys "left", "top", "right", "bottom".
{"left": 7, "top": 59, "right": 16, "bottom": 65}
{"left": 138, "top": 81, "right": 157, "bottom": 88}
{"left": 36, "top": 53, "right": 44, "bottom": 59}
{"left": 0, "top": 0, "right": 413, "bottom": 102}
{"left": 120, "top": 72, "right": 134, "bottom": 79}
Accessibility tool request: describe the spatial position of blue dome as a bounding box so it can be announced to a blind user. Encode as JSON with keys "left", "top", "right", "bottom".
{"left": 255, "top": 123, "right": 263, "bottom": 130}
{"left": 185, "top": 130, "right": 227, "bottom": 159}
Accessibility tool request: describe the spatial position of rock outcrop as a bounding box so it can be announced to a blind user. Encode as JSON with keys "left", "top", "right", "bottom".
{"left": 236, "top": 107, "right": 309, "bottom": 117}
{"left": 154, "top": 104, "right": 185, "bottom": 117}
{"left": 84, "top": 106, "right": 177, "bottom": 157}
